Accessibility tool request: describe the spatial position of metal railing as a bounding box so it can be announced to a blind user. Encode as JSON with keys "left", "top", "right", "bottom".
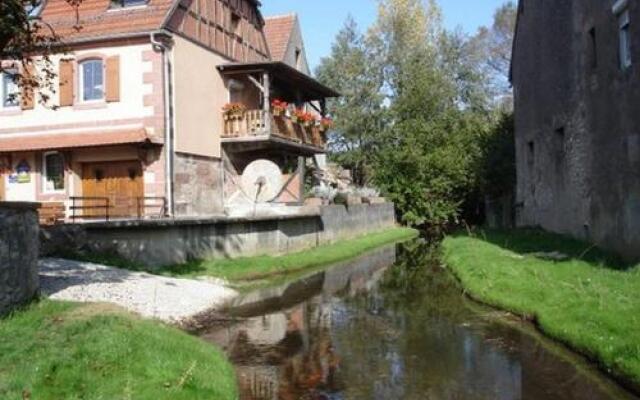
{"left": 70, "top": 196, "right": 110, "bottom": 222}
{"left": 70, "top": 196, "right": 167, "bottom": 222}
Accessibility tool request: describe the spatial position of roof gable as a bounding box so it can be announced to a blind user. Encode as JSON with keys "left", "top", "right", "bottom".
{"left": 263, "top": 14, "right": 296, "bottom": 61}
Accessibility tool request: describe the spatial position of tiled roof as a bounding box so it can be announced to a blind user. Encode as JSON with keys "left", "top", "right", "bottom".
{"left": 40, "top": 0, "right": 175, "bottom": 42}
{"left": 263, "top": 14, "right": 296, "bottom": 61}
{"left": 0, "top": 129, "right": 159, "bottom": 152}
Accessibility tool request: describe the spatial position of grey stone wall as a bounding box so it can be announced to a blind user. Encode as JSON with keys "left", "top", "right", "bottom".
{"left": 512, "top": 0, "right": 640, "bottom": 259}
{"left": 43, "top": 203, "right": 397, "bottom": 268}
{"left": 0, "top": 203, "right": 39, "bottom": 316}
{"left": 173, "top": 152, "right": 224, "bottom": 217}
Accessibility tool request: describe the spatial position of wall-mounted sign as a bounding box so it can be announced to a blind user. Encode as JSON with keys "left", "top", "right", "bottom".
{"left": 15, "top": 160, "right": 31, "bottom": 184}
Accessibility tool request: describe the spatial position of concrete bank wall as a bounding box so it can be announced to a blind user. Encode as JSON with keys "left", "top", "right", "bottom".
{"left": 43, "top": 203, "right": 397, "bottom": 268}
{"left": 0, "top": 202, "right": 40, "bottom": 316}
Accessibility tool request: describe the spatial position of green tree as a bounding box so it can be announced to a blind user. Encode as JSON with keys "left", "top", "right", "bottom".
{"left": 1, "top": 0, "right": 81, "bottom": 104}
{"left": 471, "top": 1, "right": 517, "bottom": 108}
{"left": 315, "top": 17, "right": 385, "bottom": 185}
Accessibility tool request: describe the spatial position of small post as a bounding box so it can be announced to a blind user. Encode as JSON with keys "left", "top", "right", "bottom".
{"left": 71, "top": 197, "right": 76, "bottom": 223}
{"left": 263, "top": 71, "right": 271, "bottom": 134}
{"left": 105, "top": 198, "right": 110, "bottom": 222}
{"left": 297, "top": 156, "right": 305, "bottom": 205}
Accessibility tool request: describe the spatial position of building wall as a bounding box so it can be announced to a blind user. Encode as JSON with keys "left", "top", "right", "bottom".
{"left": 172, "top": 35, "right": 229, "bottom": 158}
{"left": 0, "top": 203, "right": 39, "bottom": 317}
{"left": 173, "top": 152, "right": 224, "bottom": 216}
{"left": 0, "top": 40, "right": 167, "bottom": 205}
{"left": 0, "top": 41, "right": 161, "bottom": 139}
{"left": 279, "top": 17, "right": 310, "bottom": 75}
{"left": 513, "top": 0, "right": 640, "bottom": 259}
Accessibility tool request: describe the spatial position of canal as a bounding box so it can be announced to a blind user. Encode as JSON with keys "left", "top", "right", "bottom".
{"left": 197, "top": 240, "right": 638, "bottom": 400}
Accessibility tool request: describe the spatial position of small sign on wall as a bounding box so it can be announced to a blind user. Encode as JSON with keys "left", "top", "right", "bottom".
{"left": 15, "top": 160, "right": 31, "bottom": 184}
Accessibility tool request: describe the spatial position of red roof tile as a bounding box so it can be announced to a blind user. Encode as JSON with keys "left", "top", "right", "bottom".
{"left": 40, "top": 0, "right": 175, "bottom": 42}
{"left": 263, "top": 14, "right": 296, "bottom": 61}
{"left": 0, "top": 129, "right": 159, "bottom": 152}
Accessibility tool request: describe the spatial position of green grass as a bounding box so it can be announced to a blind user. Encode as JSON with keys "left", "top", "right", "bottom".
{"left": 160, "top": 227, "right": 419, "bottom": 283}
{"left": 443, "top": 229, "right": 640, "bottom": 390}
{"left": 0, "top": 301, "right": 238, "bottom": 400}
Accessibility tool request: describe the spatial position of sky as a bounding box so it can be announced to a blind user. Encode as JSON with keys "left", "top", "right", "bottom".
{"left": 261, "top": 0, "right": 508, "bottom": 71}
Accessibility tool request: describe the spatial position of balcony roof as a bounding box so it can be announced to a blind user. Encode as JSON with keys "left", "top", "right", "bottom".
{"left": 217, "top": 62, "right": 340, "bottom": 102}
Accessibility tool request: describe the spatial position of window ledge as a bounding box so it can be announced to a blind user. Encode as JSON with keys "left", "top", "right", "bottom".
{"left": 0, "top": 108, "right": 22, "bottom": 117}
{"left": 73, "top": 102, "right": 108, "bottom": 111}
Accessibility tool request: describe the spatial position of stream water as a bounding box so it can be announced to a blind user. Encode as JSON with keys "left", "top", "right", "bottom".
{"left": 198, "top": 240, "right": 639, "bottom": 400}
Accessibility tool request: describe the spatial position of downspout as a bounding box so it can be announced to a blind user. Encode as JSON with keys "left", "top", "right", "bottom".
{"left": 150, "top": 31, "right": 174, "bottom": 217}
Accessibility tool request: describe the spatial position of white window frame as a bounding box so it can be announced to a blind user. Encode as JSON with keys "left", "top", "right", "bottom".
{"left": 1, "top": 69, "right": 20, "bottom": 110}
{"left": 42, "top": 151, "right": 66, "bottom": 194}
{"left": 79, "top": 59, "right": 105, "bottom": 103}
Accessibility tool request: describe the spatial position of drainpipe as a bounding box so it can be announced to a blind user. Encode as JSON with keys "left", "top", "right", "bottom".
{"left": 150, "top": 30, "right": 174, "bottom": 217}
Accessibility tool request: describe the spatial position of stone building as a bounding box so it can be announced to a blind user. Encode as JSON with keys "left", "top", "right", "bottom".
{"left": 511, "top": 0, "right": 639, "bottom": 259}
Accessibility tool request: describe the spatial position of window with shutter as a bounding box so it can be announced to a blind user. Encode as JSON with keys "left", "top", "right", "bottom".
{"left": 59, "top": 60, "right": 74, "bottom": 107}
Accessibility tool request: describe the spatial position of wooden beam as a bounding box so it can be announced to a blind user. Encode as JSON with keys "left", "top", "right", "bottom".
{"left": 263, "top": 71, "right": 271, "bottom": 133}
{"left": 247, "top": 75, "right": 264, "bottom": 92}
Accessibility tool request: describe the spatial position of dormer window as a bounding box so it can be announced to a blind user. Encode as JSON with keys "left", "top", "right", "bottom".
{"left": 24, "top": 0, "right": 44, "bottom": 17}
{"left": 110, "top": 0, "right": 148, "bottom": 8}
{"left": 231, "top": 12, "right": 241, "bottom": 34}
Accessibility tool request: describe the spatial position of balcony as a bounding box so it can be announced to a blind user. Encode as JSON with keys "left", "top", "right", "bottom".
{"left": 222, "top": 109, "right": 328, "bottom": 152}
{"left": 217, "top": 61, "right": 340, "bottom": 156}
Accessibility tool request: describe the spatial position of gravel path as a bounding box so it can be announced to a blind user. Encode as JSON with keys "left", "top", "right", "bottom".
{"left": 39, "top": 258, "right": 238, "bottom": 323}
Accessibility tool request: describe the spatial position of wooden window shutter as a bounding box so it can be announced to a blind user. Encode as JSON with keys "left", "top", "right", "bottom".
{"left": 105, "top": 55, "right": 120, "bottom": 102}
{"left": 20, "top": 64, "right": 35, "bottom": 110}
{"left": 58, "top": 60, "right": 74, "bottom": 107}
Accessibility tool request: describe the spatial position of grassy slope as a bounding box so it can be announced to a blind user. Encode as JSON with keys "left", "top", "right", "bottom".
{"left": 160, "top": 227, "right": 419, "bottom": 282}
{"left": 443, "top": 229, "right": 640, "bottom": 389}
{"left": 0, "top": 301, "right": 237, "bottom": 400}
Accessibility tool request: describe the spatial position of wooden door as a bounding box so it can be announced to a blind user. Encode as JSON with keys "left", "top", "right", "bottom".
{"left": 0, "top": 172, "right": 4, "bottom": 201}
{"left": 82, "top": 161, "right": 143, "bottom": 218}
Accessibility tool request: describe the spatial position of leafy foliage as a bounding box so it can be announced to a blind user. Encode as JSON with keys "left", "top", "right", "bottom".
{"left": 1, "top": 0, "right": 82, "bottom": 105}
{"left": 316, "top": 0, "right": 517, "bottom": 229}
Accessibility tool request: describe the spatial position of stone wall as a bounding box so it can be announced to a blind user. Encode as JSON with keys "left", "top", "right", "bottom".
{"left": 0, "top": 203, "right": 39, "bottom": 316}
{"left": 512, "top": 0, "right": 640, "bottom": 260}
{"left": 42, "top": 203, "right": 397, "bottom": 268}
{"left": 173, "top": 152, "right": 224, "bottom": 217}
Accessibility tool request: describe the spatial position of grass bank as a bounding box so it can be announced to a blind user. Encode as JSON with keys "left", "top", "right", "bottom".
{"left": 0, "top": 301, "right": 237, "bottom": 400}
{"left": 161, "top": 227, "right": 419, "bottom": 283}
{"left": 443, "top": 229, "right": 640, "bottom": 391}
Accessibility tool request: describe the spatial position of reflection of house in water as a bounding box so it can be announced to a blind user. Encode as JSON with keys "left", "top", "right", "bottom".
{"left": 200, "top": 246, "right": 397, "bottom": 400}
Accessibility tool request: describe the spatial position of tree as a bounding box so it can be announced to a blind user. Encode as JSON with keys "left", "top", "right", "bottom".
{"left": 471, "top": 1, "right": 517, "bottom": 108}
{"left": 317, "top": 0, "right": 516, "bottom": 229}
{"left": 0, "top": 0, "right": 80, "bottom": 105}
{"left": 315, "top": 17, "right": 385, "bottom": 185}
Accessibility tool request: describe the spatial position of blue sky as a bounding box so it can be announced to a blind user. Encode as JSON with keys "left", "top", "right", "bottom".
{"left": 262, "top": 0, "right": 508, "bottom": 71}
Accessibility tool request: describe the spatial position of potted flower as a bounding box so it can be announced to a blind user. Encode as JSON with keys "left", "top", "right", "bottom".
{"left": 291, "top": 108, "right": 306, "bottom": 124}
{"left": 222, "top": 103, "right": 246, "bottom": 120}
{"left": 303, "top": 113, "right": 316, "bottom": 128}
{"left": 271, "top": 99, "right": 288, "bottom": 117}
{"left": 319, "top": 117, "right": 334, "bottom": 132}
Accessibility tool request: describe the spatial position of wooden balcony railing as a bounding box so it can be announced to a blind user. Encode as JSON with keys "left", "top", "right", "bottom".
{"left": 223, "top": 109, "right": 327, "bottom": 149}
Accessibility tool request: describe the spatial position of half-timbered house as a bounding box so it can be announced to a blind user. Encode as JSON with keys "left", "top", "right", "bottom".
{"left": 0, "top": 0, "right": 337, "bottom": 221}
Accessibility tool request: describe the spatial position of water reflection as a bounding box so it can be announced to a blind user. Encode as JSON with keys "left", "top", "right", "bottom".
{"left": 199, "top": 241, "right": 638, "bottom": 400}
